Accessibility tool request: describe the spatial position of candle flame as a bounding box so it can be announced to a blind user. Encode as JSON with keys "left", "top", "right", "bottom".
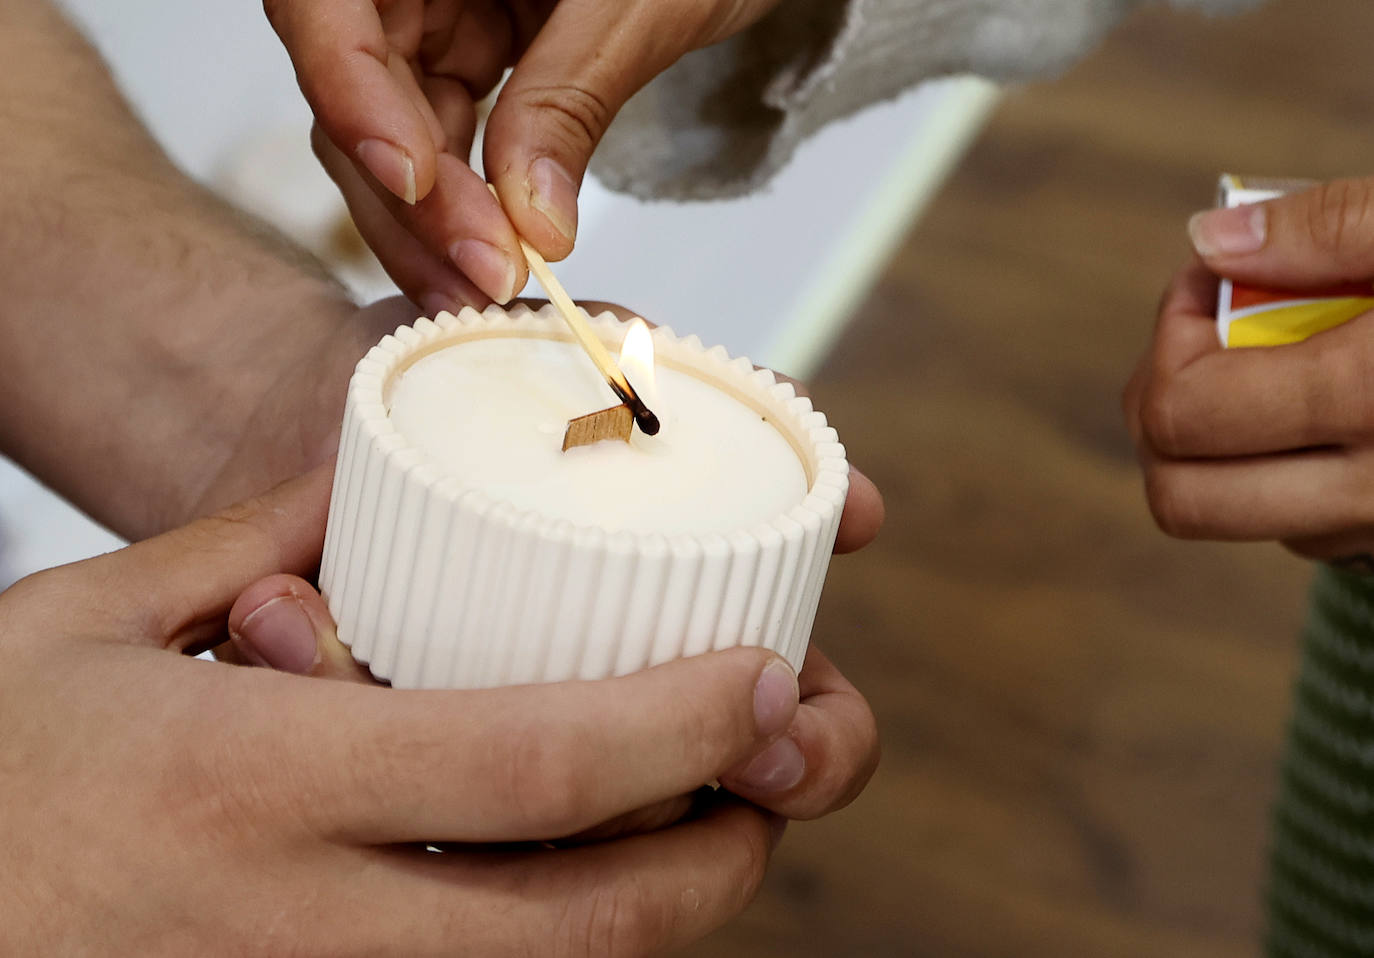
{"left": 618, "top": 319, "right": 656, "bottom": 401}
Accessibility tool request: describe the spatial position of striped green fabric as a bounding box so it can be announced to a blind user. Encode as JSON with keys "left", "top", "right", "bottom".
{"left": 1269, "top": 567, "right": 1374, "bottom": 957}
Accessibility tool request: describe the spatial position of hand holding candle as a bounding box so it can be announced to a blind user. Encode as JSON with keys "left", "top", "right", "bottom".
{"left": 233, "top": 574, "right": 880, "bottom": 819}
{"left": 232, "top": 495, "right": 882, "bottom": 820}
{"left": 229, "top": 299, "right": 883, "bottom": 819}
{"left": 0, "top": 467, "right": 812, "bottom": 955}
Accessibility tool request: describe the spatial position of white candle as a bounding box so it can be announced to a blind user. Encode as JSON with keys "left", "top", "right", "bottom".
{"left": 321, "top": 306, "right": 848, "bottom": 690}
{"left": 386, "top": 337, "right": 807, "bottom": 537}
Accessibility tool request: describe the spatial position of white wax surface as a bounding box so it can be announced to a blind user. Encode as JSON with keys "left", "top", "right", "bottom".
{"left": 387, "top": 338, "right": 808, "bottom": 536}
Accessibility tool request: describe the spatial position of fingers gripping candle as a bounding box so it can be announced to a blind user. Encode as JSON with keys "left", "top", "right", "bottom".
{"left": 319, "top": 305, "right": 849, "bottom": 690}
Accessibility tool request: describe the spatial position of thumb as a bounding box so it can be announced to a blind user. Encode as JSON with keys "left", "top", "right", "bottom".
{"left": 484, "top": 0, "right": 777, "bottom": 259}
{"left": 97, "top": 465, "right": 335, "bottom": 652}
{"left": 227, "top": 573, "right": 373, "bottom": 683}
{"left": 1189, "top": 178, "right": 1374, "bottom": 289}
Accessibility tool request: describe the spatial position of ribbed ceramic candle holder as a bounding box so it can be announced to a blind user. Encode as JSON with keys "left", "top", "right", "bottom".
{"left": 318, "top": 305, "right": 849, "bottom": 689}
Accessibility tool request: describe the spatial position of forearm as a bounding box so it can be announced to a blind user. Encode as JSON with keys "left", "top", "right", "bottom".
{"left": 0, "top": 0, "right": 354, "bottom": 537}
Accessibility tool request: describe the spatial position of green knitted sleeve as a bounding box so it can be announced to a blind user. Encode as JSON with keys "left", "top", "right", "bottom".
{"left": 1269, "top": 566, "right": 1374, "bottom": 956}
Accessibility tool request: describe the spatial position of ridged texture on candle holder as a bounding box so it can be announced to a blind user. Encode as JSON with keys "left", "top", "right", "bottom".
{"left": 319, "top": 305, "right": 849, "bottom": 689}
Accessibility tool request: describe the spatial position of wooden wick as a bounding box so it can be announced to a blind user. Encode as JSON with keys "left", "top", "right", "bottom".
{"left": 562, "top": 403, "right": 633, "bottom": 451}
{"left": 514, "top": 235, "right": 660, "bottom": 436}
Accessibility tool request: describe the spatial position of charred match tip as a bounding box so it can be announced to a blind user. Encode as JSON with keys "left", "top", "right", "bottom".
{"left": 632, "top": 403, "right": 661, "bottom": 436}
{"left": 609, "top": 380, "right": 660, "bottom": 436}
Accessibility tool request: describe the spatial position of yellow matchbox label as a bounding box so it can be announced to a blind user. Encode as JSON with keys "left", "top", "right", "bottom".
{"left": 1216, "top": 174, "right": 1374, "bottom": 347}
{"left": 1224, "top": 298, "right": 1374, "bottom": 348}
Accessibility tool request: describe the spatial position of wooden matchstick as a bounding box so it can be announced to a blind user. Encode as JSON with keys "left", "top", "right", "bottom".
{"left": 515, "top": 236, "right": 660, "bottom": 436}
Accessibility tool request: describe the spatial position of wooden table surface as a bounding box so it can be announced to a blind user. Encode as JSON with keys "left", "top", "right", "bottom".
{"left": 685, "top": 2, "right": 1374, "bottom": 955}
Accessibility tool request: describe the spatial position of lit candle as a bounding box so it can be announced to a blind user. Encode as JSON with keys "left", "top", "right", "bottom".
{"left": 321, "top": 305, "right": 848, "bottom": 690}
{"left": 386, "top": 330, "right": 807, "bottom": 537}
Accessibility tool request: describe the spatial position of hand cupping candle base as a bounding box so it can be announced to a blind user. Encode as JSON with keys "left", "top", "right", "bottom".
{"left": 319, "top": 305, "right": 849, "bottom": 689}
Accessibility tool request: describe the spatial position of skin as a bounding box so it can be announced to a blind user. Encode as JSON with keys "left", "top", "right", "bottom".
{"left": 0, "top": 468, "right": 797, "bottom": 956}
{"left": 1126, "top": 177, "right": 1374, "bottom": 561}
{"left": 263, "top": 0, "right": 785, "bottom": 310}
{"left": 0, "top": 465, "right": 880, "bottom": 953}
{"left": 0, "top": 0, "right": 377, "bottom": 539}
{"left": 222, "top": 300, "right": 885, "bottom": 820}
{"left": 0, "top": 1, "right": 885, "bottom": 949}
{"left": 228, "top": 540, "right": 883, "bottom": 822}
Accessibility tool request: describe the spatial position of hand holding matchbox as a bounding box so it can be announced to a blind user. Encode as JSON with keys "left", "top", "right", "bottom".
{"left": 1129, "top": 173, "right": 1374, "bottom": 558}
{"left": 1215, "top": 174, "right": 1374, "bottom": 347}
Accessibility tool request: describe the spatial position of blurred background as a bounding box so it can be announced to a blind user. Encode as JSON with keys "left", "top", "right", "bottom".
{"left": 700, "top": 2, "right": 1369, "bottom": 955}
{"left": 5, "top": 0, "right": 1373, "bottom": 954}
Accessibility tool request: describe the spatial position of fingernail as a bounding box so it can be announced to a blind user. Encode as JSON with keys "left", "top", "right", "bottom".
{"left": 449, "top": 239, "right": 517, "bottom": 303}
{"left": 734, "top": 737, "right": 806, "bottom": 793}
{"left": 232, "top": 596, "right": 320, "bottom": 674}
{"left": 356, "top": 138, "right": 417, "bottom": 205}
{"left": 528, "top": 156, "right": 578, "bottom": 244}
{"left": 753, "top": 658, "right": 799, "bottom": 738}
{"left": 1189, "top": 205, "right": 1267, "bottom": 257}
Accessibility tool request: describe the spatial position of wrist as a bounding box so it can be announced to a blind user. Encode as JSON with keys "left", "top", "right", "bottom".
{"left": 0, "top": 224, "right": 356, "bottom": 538}
{"left": 139, "top": 279, "right": 360, "bottom": 535}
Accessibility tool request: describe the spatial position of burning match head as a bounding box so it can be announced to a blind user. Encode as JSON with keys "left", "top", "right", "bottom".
{"left": 609, "top": 379, "right": 661, "bottom": 437}
{"left": 632, "top": 403, "right": 661, "bottom": 436}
